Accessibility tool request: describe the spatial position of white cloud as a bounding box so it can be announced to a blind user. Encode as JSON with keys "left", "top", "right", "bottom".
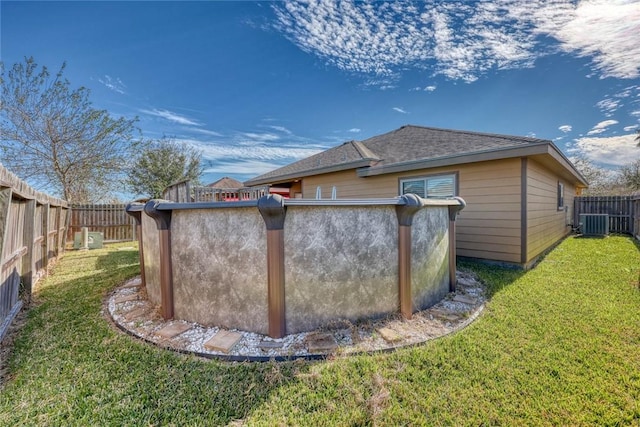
{"left": 587, "top": 119, "right": 619, "bottom": 135}
{"left": 272, "top": 0, "right": 640, "bottom": 83}
{"left": 551, "top": 0, "right": 640, "bottom": 79}
{"left": 189, "top": 128, "right": 223, "bottom": 137}
{"left": 241, "top": 132, "right": 280, "bottom": 142}
{"left": 268, "top": 125, "right": 293, "bottom": 135}
{"left": 98, "top": 75, "right": 126, "bottom": 94}
{"left": 393, "top": 107, "right": 408, "bottom": 114}
{"left": 623, "top": 124, "right": 639, "bottom": 131}
{"left": 559, "top": 124, "right": 572, "bottom": 133}
{"left": 596, "top": 85, "right": 639, "bottom": 116}
{"left": 348, "top": 128, "right": 361, "bottom": 133}
{"left": 204, "top": 160, "right": 286, "bottom": 176}
{"left": 595, "top": 98, "right": 621, "bottom": 117}
{"left": 140, "top": 108, "right": 202, "bottom": 126}
{"left": 184, "top": 138, "right": 322, "bottom": 163}
{"left": 571, "top": 134, "right": 639, "bottom": 166}
{"left": 411, "top": 85, "right": 437, "bottom": 92}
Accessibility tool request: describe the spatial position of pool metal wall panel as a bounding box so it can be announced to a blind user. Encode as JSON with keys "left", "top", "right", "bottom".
{"left": 411, "top": 208, "right": 450, "bottom": 310}
{"left": 141, "top": 213, "right": 161, "bottom": 306}
{"left": 170, "top": 208, "right": 269, "bottom": 334}
{"left": 283, "top": 205, "right": 398, "bottom": 333}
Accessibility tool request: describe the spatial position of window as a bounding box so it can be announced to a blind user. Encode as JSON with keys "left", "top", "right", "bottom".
{"left": 557, "top": 181, "right": 564, "bottom": 210}
{"left": 400, "top": 174, "right": 456, "bottom": 199}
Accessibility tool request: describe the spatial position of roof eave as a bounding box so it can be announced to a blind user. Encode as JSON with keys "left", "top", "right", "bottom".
{"left": 244, "top": 158, "right": 377, "bottom": 187}
{"left": 356, "top": 144, "right": 550, "bottom": 177}
{"left": 356, "top": 142, "right": 589, "bottom": 187}
{"left": 545, "top": 142, "right": 589, "bottom": 187}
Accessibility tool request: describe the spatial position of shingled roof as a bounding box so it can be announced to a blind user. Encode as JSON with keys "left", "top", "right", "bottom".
{"left": 245, "top": 140, "right": 380, "bottom": 185}
{"left": 207, "top": 176, "right": 244, "bottom": 189}
{"left": 245, "top": 125, "right": 584, "bottom": 186}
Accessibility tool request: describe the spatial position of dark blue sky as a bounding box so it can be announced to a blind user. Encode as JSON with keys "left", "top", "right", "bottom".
{"left": 2, "top": 1, "right": 639, "bottom": 189}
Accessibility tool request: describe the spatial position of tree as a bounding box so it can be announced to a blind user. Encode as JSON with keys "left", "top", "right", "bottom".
{"left": 127, "top": 137, "right": 203, "bottom": 199}
{"left": 620, "top": 159, "right": 640, "bottom": 192}
{"left": 636, "top": 129, "right": 640, "bottom": 147}
{"left": 0, "top": 57, "right": 140, "bottom": 202}
{"left": 570, "top": 155, "right": 616, "bottom": 196}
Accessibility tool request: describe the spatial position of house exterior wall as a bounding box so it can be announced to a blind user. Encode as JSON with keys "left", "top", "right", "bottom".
{"left": 301, "top": 158, "right": 523, "bottom": 264}
{"left": 526, "top": 159, "right": 575, "bottom": 264}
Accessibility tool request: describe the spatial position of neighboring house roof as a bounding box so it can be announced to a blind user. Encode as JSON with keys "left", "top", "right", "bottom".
{"left": 245, "top": 125, "right": 588, "bottom": 187}
{"left": 207, "top": 176, "right": 244, "bottom": 189}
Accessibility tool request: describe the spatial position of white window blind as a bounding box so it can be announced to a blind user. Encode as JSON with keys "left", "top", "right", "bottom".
{"left": 400, "top": 174, "right": 456, "bottom": 199}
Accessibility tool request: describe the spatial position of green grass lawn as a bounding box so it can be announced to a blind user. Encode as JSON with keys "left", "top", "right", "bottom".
{"left": 1, "top": 236, "right": 639, "bottom": 426}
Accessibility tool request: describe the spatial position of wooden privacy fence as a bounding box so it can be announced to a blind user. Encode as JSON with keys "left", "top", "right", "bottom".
{"left": 0, "top": 164, "right": 68, "bottom": 340}
{"left": 162, "top": 179, "right": 191, "bottom": 203}
{"left": 162, "top": 179, "right": 270, "bottom": 203}
{"left": 192, "top": 185, "right": 270, "bottom": 202}
{"left": 574, "top": 195, "right": 638, "bottom": 235}
{"left": 68, "top": 204, "right": 136, "bottom": 242}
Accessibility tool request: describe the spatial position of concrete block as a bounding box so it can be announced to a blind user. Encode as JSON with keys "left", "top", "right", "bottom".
{"left": 155, "top": 322, "right": 191, "bottom": 339}
{"left": 377, "top": 327, "right": 403, "bottom": 343}
{"left": 306, "top": 333, "right": 337, "bottom": 353}
{"left": 204, "top": 330, "right": 242, "bottom": 353}
{"left": 453, "top": 295, "right": 477, "bottom": 305}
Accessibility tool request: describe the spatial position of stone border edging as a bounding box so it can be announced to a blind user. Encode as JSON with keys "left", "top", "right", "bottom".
{"left": 106, "top": 272, "right": 486, "bottom": 362}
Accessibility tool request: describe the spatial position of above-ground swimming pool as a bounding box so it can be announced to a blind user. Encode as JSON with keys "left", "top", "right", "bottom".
{"left": 126, "top": 194, "right": 465, "bottom": 338}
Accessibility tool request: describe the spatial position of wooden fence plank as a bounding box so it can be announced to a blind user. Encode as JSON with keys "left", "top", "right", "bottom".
{"left": 0, "top": 187, "right": 14, "bottom": 321}
{"left": 67, "top": 204, "right": 136, "bottom": 242}
{"left": 0, "top": 164, "right": 67, "bottom": 340}
{"left": 574, "top": 196, "right": 634, "bottom": 234}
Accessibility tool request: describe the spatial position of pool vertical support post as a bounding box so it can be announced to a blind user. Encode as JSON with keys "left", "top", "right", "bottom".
{"left": 258, "top": 195, "right": 287, "bottom": 339}
{"left": 448, "top": 197, "right": 466, "bottom": 292}
{"left": 144, "top": 200, "right": 174, "bottom": 320}
{"left": 395, "top": 194, "right": 423, "bottom": 320}
{"left": 125, "top": 203, "right": 146, "bottom": 289}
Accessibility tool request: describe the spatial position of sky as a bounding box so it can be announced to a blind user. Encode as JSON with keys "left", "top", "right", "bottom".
{"left": 1, "top": 0, "right": 639, "bottom": 193}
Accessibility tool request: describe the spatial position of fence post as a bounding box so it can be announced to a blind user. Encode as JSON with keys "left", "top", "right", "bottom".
{"left": 21, "top": 199, "right": 36, "bottom": 301}
{"left": 62, "top": 206, "right": 70, "bottom": 249}
{"left": 0, "top": 187, "right": 11, "bottom": 266}
{"left": 0, "top": 186, "right": 20, "bottom": 341}
{"left": 42, "top": 203, "right": 50, "bottom": 268}
{"left": 55, "top": 205, "right": 63, "bottom": 256}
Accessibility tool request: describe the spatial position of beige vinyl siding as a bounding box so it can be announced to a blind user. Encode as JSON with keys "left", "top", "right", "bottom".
{"left": 456, "top": 159, "right": 522, "bottom": 263}
{"left": 526, "top": 159, "right": 573, "bottom": 262}
{"left": 289, "top": 181, "right": 302, "bottom": 198}
{"left": 303, "top": 158, "right": 523, "bottom": 264}
{"left": 302, "top": 169, "right": 384, "bottom": 199}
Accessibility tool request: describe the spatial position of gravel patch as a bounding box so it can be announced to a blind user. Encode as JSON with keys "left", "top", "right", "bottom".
{"left": 107, "top": 271, "right": 486, "bottom": 361}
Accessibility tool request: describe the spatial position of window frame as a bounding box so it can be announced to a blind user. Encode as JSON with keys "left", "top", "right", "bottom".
{"left": 557, "top": 181, "right": 564, "bottom": 211}
{"left": 399, "top": 172, "right": 458, "bottom": 199}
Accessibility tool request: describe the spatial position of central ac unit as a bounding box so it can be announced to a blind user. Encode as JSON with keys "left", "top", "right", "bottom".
{"left": 73, "top": 231, "right": 104, "bottom": 249}
{"left": 579, "top": 214, "right": 609, "bottom": 236}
